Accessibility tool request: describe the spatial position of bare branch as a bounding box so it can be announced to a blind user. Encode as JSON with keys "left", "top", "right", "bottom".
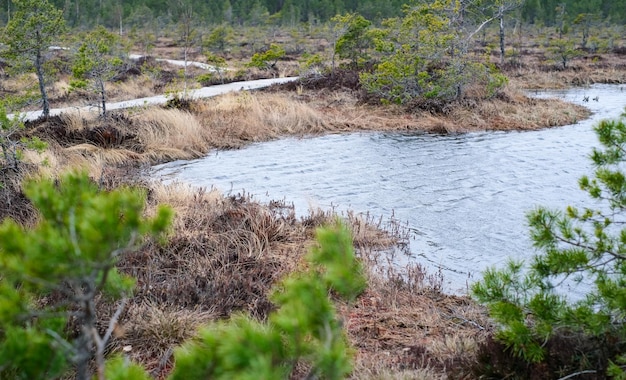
{"left": 557, "top": 369, "right": 597, "bottom": 380}
{"left": 103, "top": 297, "right": 128, "bottom": 346}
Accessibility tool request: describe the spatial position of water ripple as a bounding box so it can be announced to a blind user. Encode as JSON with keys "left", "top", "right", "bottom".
{"left": 152, "top": 84, "right": 626, "bottom": 294}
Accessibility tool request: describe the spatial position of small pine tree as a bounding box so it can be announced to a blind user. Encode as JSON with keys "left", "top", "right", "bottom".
{"left": 472, "top": 111, "right": 626, "bottom": 376}
{"left": 332, "top": 13, "right": 374, "bottom": 70}
{"left": 204, "top": 24, "right": 234, "bottom": 54}
{"left": 1, "top": 0, "right": 66, "bottom": 118}
{"left": 0, "top": 171, "right": 172, "bottom": 380}
{"left": 247, "top": 44, "right": 286, "bottom": 74}
{"left": 70, "top": 26, "right": 127, "bottom": 117}
{"left": 359, "top": 0, "right": 507, "bottom": 104}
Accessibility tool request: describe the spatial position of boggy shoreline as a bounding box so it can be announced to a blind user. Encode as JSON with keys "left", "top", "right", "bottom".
{"left": 2, "top": 66, "right": 622, "bottom": 378}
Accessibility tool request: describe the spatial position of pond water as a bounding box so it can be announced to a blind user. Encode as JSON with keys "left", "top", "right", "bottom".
{"left": 152, "top": 84, "right": 626, "bottom": 294}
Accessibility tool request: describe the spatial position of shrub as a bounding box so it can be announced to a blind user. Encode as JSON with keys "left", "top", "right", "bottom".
{"left": 247, "top": 44, "right": 286, "bottom": 72}
{"left": 472, "top": 110, "right": 626, "bottom": 378}
{"left": 0, "top": 171, "right": 172, "bottom": 380}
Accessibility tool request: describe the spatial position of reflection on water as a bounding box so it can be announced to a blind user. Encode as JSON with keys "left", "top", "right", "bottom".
{"left": 153, "top": 84, "right": 626, "bottom": 294}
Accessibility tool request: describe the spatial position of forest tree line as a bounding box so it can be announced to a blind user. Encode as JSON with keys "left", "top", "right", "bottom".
{"left": 0, "top": 0, "right": 623, "bottom": 32}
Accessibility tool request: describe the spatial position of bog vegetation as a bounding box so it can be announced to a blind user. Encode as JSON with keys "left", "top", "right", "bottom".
{"left": 0, "top": 0, "right": 625, "bottom": 378}
{"left": 0, "top": 174, "right": 364, "bottom": 379}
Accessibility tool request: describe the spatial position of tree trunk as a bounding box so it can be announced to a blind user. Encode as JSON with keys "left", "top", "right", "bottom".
{"left": 34, "top": 46, "right": 50, "bottom": 118}
{"left": 499, "top": 13, "right": 505, "bottom": 65}
{"left": 183, "top": 46, "right": 188, "bottom": 98}
{"left": 75, "top": 293, "right": 96, "bottom": 380}
{"left": 98, "top": 78, "right": 106, "bottom": 116}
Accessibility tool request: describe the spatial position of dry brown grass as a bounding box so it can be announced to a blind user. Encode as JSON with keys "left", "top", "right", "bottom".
{"left": 108, "top": 76, "right": 158, "bottom": 103}
{"left": 192, "top": 91, "right": 329, "bottom": 148}
{"left": 110, "top": 302, "right": 213, "bottom": 376}
{"left": 0, "top": 167, "right": 36, "bottom": 225}
{"left": 119, "top": 182, "right": 305, "bottom": 316}
{"left": 22, "top": 91, "right": 330, "bottom": 175}
{"left": 281, "top": 84, "right": 588, "bottom": 134}
{"left": 252, "top": 204, "right": 488, "bottom": 379}
{"left": 96, "top": 179, "right": 483, "bottom": 379}
{"left": 103, "top": 183, "right": 308, "bottom": 376}
{"left": 343, "top": 260, "right": 491, "bottom": 380}
{"left": 132, "top": 108, "right": 211, "bottom": 161}
{"left": 58, "top": 111, "right": 89, "bottom": 132}
{"left": 446, "top": 86, "right": 590, "bottom": 132}
{"left": 0, "top": 72, "right": 37, "bottom": 94}
{"left": 505, "top": 52, "right": 626, "bottom": 89}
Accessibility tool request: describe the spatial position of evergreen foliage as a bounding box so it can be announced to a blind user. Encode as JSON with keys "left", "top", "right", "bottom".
{"left": 247, "top": 43, "right": 286, "bottom": 72}
{"left": 0, "top": 187, "right": 364, "bottom": 379}
{"left": 359, "top": 0, "right": 508, "bottom": 104}
{"left": 332, "top": 13, "right": 375, "bottom": 69}
{"left": 70, "top": 26, "right": 128, "bottom": 117}
{"left": 0, "top": 0, "right": 622, "bottom": 31}
{"left": 104, "top": 355, "right": 153, "bottom": 380}
{"left": 204, "top": 24, "right": 234, "bottom": 54}
{"left": 473, "top": 111, "right": 626, "bottom": 376}
{"left": 202, "top": 53, "right": 228, "bottom": 84}
{"left": 546, "top": 35, "right": 583, "bottom": 69}
{"left": 1, "top": 0, "right": 66, "bottom": 118}
{"left": 0, "top": 99, "right": 47, "bottom": 172}
{"left": 0, "top": 171, "right": 172, "bottom": 379}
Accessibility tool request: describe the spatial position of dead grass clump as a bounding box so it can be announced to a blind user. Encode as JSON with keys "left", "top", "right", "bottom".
{"left": 274, "top": 80, "right": 586, "bottom": 134}
{"left": 26, "top": 112, "right": 141, "bottom": 152}
{"left": 131, "top": 108, "right": 211, "bottom": 161}
{"left": 346, "top": 211, "right": 412, "bottom": 256}
{"left": 110, "top": 302, "right": 213, "bottom": 377}
{"left": 192, "top": 92, "right": 328, "bottom": 148}
{"left": 417, "top": 85, "right": 589, "bottom": 133}
{"left": 0, "top": 166, "right": 36, "bottom": 226}
{"left": 148, "top": 182, "right": 224, "bottom": 216}
{"left": 343, "top": 248, "right": 492, "bottom": 380}
{"left": 283, "top": 68, "right": 362, "bottom": 92}
{"left": 505, "top": 54, "right": 626, "bottom": 89}
{"left": 109, "top": 76, "right": 157, "bottom": 102}
{"left": 324, "top": 218, "right": 493, "bottom": 379}
{"left": 113, "top": 181, "right": 475, "bottom": 378}
{"left": 24, "top": 114, "right": 84, "bottom": 146}
{"left": 119, "top": 184, "right": 305, "bottom": 320}
{"left": 288, "top": 89, "right": 426, "bottom": 132}
{"left": 470, "top": 330, "right": 625, "bottom": 379}
{"left": 59, "top": 112, "right": 89, "bottom": 134}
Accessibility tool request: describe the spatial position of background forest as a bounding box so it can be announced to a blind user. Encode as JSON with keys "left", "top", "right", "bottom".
{"left": 0, "top": 0, "right": 624, "bottom": 31}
